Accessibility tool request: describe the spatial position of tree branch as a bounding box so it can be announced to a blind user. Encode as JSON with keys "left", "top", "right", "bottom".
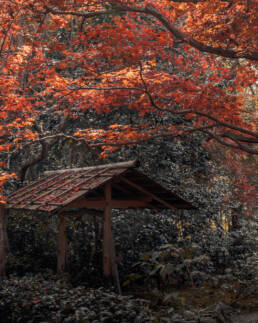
{"left": 194, "top": 111, "right": 258, "bottom": 139}
{"left": 142, "top": 3, "right": 258, "bottom": 61}
{"left": 204, "top": 130, "right": 258, "bottom": 155}
{"left": 19, "top": 117, "right": 69, "bottom": 182}
{"left": 45, "top": 3, "right": 258, "bottom": 61}
{"left": 137, "top": 67, "right": 258, "bottom": 144}
{"left": 222, "top": 131, "right": 258, "bottom": 144}
{"left": 55, "top": 83, "right": 258, "bottom": 152}
{"left": 19, "top": 139, "right": 48, "bottom": 182}
{"left": 170, "top": 0, "right": 232, "bottom": 3}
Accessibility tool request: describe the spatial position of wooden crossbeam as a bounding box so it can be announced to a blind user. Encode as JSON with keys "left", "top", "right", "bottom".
{"left": 67, "top": 198, "right": 151, "bottom": 209}
{"left": 119, "top": 176, "right": 177, "bottom": 210}
{"left": 45, "top": 160, "right": 138, "bottom": 175}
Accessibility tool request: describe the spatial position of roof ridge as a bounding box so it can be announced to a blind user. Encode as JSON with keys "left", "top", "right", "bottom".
{"left": 44, "top": 160, "right": 138, "bottom": 175}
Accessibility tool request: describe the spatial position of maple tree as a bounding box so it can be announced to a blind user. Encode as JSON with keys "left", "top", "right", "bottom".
{"left": 0, "top": 0, "right": 257, "bottom": 204}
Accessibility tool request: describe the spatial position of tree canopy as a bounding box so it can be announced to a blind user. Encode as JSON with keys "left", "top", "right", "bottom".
{"left": 0, "top": 0, "right": 257, "bottom": 203}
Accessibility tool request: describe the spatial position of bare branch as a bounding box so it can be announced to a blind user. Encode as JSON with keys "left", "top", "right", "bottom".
{"left": 195, "top": 111, "right": 258, "bottom": 139}
{"left": 19, "top": 116, "right": 68, "bottom": 182}
{"left": 222, "top": 131, "right": 258, "bottom": 144}
{"left": 204, "top": 131, "right": 258, "bottom": 155}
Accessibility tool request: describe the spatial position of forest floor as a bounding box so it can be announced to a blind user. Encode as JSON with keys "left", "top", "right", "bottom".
{"left": 231, "top": 312, "right": 258, "bottom": 323}
{"left": 124, "top": 283, "right": 258, "bottom": 322}
{"left": 1, "top": 274, "right": 257, "bottom": 322}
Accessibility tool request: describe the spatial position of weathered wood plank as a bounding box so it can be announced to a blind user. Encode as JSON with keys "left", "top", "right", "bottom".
{"left": 10, "top": 171, "right": 76, "bottom": 208}
{"left": 68, "top": 198, "right": 150, "bottom": 209}
{"left": 7, "top": 173, "right": 59, "bottom": 198}
{"left": 45, "top": 160, "right": 138, "bottom": 175}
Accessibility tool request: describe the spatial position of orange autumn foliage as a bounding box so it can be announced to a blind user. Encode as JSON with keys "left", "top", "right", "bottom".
{"left": 0, "top": 0, "right": 257, "bottom": 204}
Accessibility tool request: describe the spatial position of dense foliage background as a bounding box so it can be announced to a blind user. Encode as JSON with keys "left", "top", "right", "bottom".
{"left": 0, "top": 0, "right": 257, "bottom": 322}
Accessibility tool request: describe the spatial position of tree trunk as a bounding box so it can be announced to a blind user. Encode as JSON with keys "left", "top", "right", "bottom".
{"left": 0, "top": 207, "right": 6, "bottom": 277}
{"left": 57, "top": 215, "right": 67, "bottom": 273}
{"left": 230, "top": 206, "right": 241, "bottom": 231}
{"left": 3, "top": 208, "right": 9, "bottom": 254}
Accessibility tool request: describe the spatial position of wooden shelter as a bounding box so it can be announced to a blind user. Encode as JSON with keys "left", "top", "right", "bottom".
{"left": 0, "top": 160, "right": 195, "bottom": 290}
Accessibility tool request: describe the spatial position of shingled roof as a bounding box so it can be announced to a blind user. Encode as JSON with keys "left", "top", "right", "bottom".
{"left": 6, "top": 160, "right": 195, "bottom": 213}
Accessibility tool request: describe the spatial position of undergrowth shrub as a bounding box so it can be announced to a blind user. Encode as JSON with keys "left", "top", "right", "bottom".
{"left": 0, "top": 275, "right": 151, "bottom": 323}
{"left": 5, "top": 209, "right": 258, "bottom": 291}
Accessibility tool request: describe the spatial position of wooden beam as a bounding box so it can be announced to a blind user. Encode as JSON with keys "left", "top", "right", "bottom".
{"left": 102, "top": 183, "right": 121, "bottom": 293}
{"left": 0, "top": 207, "right": 6, "bottom": 277}
{"left": 68, "top": 197, "right": 152, "bottom": 209}
{"left": 119, "top": 176, "right": 177, "bottom": 210}
{"left": 57, "top": 215, "right": 67, "bottom": 273}
{"left": 103, "top": 182, "right": 112, "bottom": 277}
{"left": 45, "top": 160, "right": 138, "bottom": 175}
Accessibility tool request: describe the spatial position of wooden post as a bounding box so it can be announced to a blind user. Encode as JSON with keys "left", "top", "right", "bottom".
{"left": 57, "top": 215, "right": 67, "bottom": 273}
{"left": 111, "top": 235, "right": 122, "bottom": 294}
{"left": 0, "top": 207, "right": 6, "bottom": 277}
{"left": 103, "top": 183, "right": 121, "bottom": 293}
{"left": 103, "top": 182, "right": 112, "bottom": 277}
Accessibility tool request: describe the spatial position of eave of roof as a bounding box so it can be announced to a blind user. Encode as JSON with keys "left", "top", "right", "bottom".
{"left": 6, "top": 160, "right": 195, "bottom": 212}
